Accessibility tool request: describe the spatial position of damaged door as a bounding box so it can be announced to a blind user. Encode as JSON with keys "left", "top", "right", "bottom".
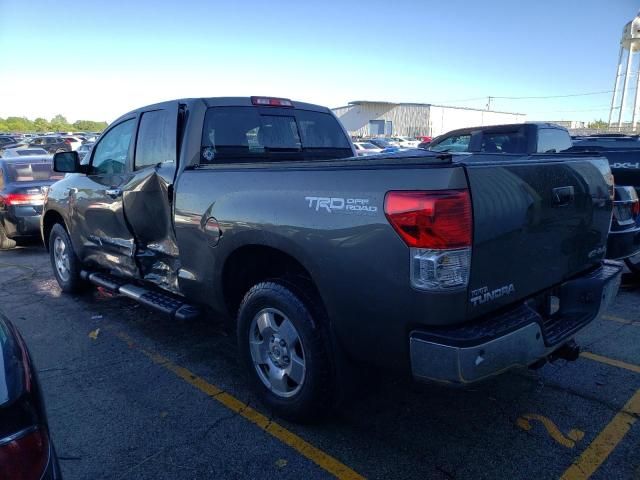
{"left": 73, "top": 117, "right": 139, "bottom": 276}
{"left": 122, "top": 104, "right": 182, "bottom": 293}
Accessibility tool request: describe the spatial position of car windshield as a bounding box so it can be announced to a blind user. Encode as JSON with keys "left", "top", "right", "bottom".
{"left": 358, "top": 142, "right": 378, "bottom": 150}
{"left": 4, "top": 161, "right": 63, "bottom": 182}
{"left": 201, "top": 107, "right": 352, "bottom": 163}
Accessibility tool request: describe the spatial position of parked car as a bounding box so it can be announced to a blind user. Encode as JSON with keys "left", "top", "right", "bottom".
{"left": 391, "top": 136, "right": 420, "bottom": 148}
{"left": 77, "top": 142, "right": 94, "bottom": 161}
{"left": 60, "top": 136, "right": 83, "bottom": 151}
{"left": 44, "top": 96, "right": 621, "bottom": 422}
{"left": 416, "top": 135, "right": 432, "bottom": 143}
{"left": 0, "top": 156, "right": 63, "bottom": 249}
{"left": 27, "top": 137, "right": 71, "bottom": 155}
{"left": 568, "top": 134, "right": 640, "bottom": 272}
{"left": 0, "top": 136, "right": 18, "bottom": 148}
{"left": 368, "top": 137, "right": 402, "bottom": 152}
{"left": 417, "top": 136, "right": 433, "bottom": 149}
{"left": 0, "top": 148, "right": 50, "bottom": 158}
{"left": 0, "top": 312, "right": 62, "bottom": 479}
{"left": 353, "top": 141, "right": 383, "bottom": 156}
{"left": 426, "top": 123, "right": 640, "bottom": 264}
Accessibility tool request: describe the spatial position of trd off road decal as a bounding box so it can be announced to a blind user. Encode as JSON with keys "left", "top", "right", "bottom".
{"left": 305, "top": 196, "right": 378, "bottom": 214}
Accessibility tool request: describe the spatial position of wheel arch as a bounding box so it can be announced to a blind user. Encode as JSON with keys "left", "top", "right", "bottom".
{"left": 42, "top": 209, "right": 68, "bottom": 251}
{"left": 221, "top": 244, "right": 324, "bottom": 321}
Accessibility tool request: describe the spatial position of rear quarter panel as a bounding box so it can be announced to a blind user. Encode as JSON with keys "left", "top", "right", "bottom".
{"left": 174, "top": 162, "right": 468, "bottom": 367}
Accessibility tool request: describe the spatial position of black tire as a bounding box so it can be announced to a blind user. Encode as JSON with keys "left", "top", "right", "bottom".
{"left": 237, "top": 281, "right": 333, "bottom": 423}
{"left": 48, "top": 223, "right": 83, "bottom": 293}
{"left": 0, "top": 223, "right": 16, "bottom": 250}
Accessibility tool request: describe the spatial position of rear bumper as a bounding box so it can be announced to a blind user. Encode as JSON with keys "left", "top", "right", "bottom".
{"left": 409, "top": 261, "right": 622, "bottom": 384}
{"left": 607, "top": 225, "right": 640, "bottom": 260}
{"left": 3, "top": 208, "right": 43, "bottom": 238}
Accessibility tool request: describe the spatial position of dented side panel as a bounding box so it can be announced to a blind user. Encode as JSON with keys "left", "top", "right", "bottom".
{"left": 122, "top": 163, "right": 181, "bottom": 293}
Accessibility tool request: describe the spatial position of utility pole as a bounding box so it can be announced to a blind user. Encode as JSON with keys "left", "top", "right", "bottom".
{"left": 486, "top": 96, "right": 492, "bottom": 111}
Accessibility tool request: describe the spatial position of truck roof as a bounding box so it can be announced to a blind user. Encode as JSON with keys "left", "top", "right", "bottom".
{"left": 112, "top": 97, "right": 332, "bottom": 124}
{"left": 435, "top": 122, "right": 566, "bottom": 139}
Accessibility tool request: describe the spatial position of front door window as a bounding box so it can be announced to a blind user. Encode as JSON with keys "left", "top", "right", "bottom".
{"left": 91, "top": 119, "right": 135, "bottom": 175}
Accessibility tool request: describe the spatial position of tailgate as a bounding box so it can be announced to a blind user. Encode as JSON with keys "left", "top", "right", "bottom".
{"left": 463, "top": 155, "right": 613, "bottom": 317}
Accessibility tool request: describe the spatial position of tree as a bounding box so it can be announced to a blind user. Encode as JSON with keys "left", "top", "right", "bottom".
{"left": 33, "top": 117, "right": 50, "bottom": 133}
{"left": 50, "top": 114, "right": 70, "bottom": 132}
{"left": 0, "top": 115, "right": 107, "bottom": 133}
{"left": 72, "top": 120, "right": 108, "bottom": 132}
{"left": 588, "top": 119, "right": 608, "bottom": 129}
{"left": 4, "top": 117, "right": 32, "bottom": 133}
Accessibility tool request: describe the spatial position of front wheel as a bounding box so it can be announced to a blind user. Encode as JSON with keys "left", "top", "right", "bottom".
{"left": 237, "top": 281, "right": 333, "bottom": 422}
{"left": 49, "top": 223, "right": 83, "bottom": 293}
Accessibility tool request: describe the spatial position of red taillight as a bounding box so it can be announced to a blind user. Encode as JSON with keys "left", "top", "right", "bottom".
{"left": 384, "top": 190, "right": 472, "bottom": 248}
{"left": 0, "top": 429, "right": 49, "bottom": 480}
{"left": 251, "top": 96, "right": 294, "bottom": 107}
{"left": 1, "top": 193, "right": 44, "bottom": 206}
{"left": 632, "top": 199, "right": 640, "bottom": 218}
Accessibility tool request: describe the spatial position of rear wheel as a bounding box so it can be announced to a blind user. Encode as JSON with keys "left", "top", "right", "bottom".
{"left": 49, "top": 223, "right": 83, "bottom": 293}
{"left": 237, "top": 281, "right": 333, "bottom": 422}
{"left": 0, "top": 223, "right": 16, "bottom": 250}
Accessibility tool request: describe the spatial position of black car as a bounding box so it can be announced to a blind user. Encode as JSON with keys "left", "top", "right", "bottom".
{"left": 28, "top": 137, "right": 71, "bottom": 155}
{"left": 0, "top": 136, "right": 20, "bottom": 151}
{"left": 0, "top": 156, "right": 64, "bottom": 249}
{"left": 0, "top": 312, "right": 61, "bottom": 479}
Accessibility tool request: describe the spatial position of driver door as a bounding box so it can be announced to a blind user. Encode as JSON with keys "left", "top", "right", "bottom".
{"left": 69, "top": 117, "right": 139, "bottom": 278}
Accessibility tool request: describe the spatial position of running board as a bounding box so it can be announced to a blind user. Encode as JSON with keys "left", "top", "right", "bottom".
{"left": 80, "top": 271, "right": 201, "bottom": 321}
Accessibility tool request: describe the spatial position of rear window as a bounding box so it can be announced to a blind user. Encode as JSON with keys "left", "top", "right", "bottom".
{"left": 201, "top": 107, "right": 352, "bottom": 163}
{"left": 13, "top": 149, "right": 48, "bottom": 156}
{"left": 480, "top": 131, "right": 526, "bottom": 153}
{"left": 4, "top": 161, "right": 62, "bottom": 182}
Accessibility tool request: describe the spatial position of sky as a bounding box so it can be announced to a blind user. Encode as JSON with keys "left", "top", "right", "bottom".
{"left": 0, "top": 0, "right": 637, "bottom": 123}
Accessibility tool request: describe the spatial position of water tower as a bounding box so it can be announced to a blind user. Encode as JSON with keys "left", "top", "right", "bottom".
{"left": 609, "top": 11, "right": 640, "bottom": 130}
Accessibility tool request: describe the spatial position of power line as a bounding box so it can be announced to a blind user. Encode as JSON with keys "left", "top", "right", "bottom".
{"left": 527, "top": 105, "right": 612, "bottom": 113}
{"left": 434, "top": 96, "right": 487, "bottom": 104}
{"left": 492, "top": 90, "right": 613, "bottom": 100}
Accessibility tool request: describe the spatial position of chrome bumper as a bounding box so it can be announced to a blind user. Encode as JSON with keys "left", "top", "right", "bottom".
{"left": 409, "top": 261, "right": 622, "bottom": 384}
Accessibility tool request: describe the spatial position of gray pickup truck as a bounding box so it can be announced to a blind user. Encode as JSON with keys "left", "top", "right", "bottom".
{"left": 43, "top": 97, "right": 622, "bottom": 422}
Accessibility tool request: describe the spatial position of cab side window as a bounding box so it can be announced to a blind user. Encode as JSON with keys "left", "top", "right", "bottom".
{"left": 91, "top": 119, "right": 135, "bottom": 175}
{"left": 135, "top": 109, "right": 177, "bottom": 170}
{"left": 429, "top": 134, "right": 471, "bottom": 152}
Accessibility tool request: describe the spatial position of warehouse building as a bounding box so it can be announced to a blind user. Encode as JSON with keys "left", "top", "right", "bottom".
{"left": 332, "top": 101, "right": 526, "bottom": 138}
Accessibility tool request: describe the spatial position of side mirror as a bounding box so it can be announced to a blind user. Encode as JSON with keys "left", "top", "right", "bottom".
{"left": 53, "top": 151, "right": 84, "bottom": 173}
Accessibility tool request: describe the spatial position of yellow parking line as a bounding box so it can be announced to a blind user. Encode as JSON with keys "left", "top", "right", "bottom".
{"left": 560, "top": 389, "right": 640, "bottom": 480}
{"left": 602, "top": 314, "right": 640, "bottom": 327}
{"left": 581, "top": 352, "right": 640, "bottom": 375}
{"left": 112, "top": 331, "right": 365, "bottom": 480}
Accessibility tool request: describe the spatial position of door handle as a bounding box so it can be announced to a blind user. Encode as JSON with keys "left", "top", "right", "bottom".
{"left": 105, "top": 188, "right": 122, "bottom": 198}
{"left": 553, "top": 186, "right": 575, "bottom": 207}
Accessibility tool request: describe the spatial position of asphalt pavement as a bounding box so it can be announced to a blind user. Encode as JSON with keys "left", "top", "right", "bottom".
{"left": 1, "top": 244, "right": 639, "bottom": 480}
